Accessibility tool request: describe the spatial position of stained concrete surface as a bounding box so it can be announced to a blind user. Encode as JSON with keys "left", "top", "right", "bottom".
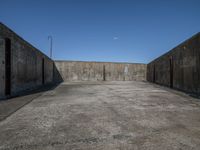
{"left": 0, "top": 81, "right": 200, "bottom": 150}
{"left": 55, "top": 61, "right": 146, "bottom": 82}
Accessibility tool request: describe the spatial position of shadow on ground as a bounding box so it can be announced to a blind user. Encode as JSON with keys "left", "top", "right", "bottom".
{"left": 0, "top": 83, "right": 61, "bottom": 121}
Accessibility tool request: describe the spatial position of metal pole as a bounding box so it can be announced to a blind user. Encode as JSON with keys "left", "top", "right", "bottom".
{"left": 48, "top": 36, "right": 53, "bottom": 58}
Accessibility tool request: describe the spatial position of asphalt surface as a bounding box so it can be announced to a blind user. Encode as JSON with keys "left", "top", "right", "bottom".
{"left": 0, "top": 81, "right": 200, "bottom": 150}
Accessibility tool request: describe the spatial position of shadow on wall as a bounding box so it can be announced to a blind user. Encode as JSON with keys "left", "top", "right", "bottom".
{"left": 53, "top": 63, "right": 64, "bottom": 83}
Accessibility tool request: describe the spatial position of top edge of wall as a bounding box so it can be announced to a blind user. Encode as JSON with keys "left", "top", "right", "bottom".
{"left": 54, "top": 60, "right": 147, "bottom": 65}
{"left": 148, "top": 32, "right": 200, "bottom": 64}
{"left": 0, "top": 22, "right": 52, "bottom": 61}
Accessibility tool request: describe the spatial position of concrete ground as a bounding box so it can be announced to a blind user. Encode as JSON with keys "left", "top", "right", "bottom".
{"left": 0, "top": 81, "right": 200, "bottom": 150}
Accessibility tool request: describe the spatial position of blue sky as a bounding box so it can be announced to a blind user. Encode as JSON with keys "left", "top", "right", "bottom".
{"left": 0, "top": 0, "right": 200, "bottom": 63}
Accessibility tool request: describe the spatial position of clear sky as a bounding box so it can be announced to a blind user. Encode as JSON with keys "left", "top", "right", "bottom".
{"left": 0, "top": 0, "right": 200, "bottom": 63}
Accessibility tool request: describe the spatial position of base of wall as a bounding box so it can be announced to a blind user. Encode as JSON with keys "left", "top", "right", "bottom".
{"left": 0, "top": 82, "right": 61, "bottom": 101}
{"left": 148, "top": 81, "right": 200, "bottom": 99}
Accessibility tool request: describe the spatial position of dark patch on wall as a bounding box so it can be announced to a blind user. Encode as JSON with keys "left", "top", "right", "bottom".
{"left": 5, "top": 38, "right": 11, "bottom": 95}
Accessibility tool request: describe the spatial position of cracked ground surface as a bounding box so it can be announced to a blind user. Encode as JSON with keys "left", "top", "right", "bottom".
{"left": 0, "top": 81, "right": 200, "bottom": 150}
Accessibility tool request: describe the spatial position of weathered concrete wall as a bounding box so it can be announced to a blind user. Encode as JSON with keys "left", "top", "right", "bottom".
{"left": 0, "top": 23, "right": 55, "bottom": 99}
{"left": 55, "top": 61, "right": 146, "bottom": 81}
{"left": 147, "top": 33, "right": 200, "bottom": 95}
{"left": 0, "top": 38, "right": 5, "bottom": 98}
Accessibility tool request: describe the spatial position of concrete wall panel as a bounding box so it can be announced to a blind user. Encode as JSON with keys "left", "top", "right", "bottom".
{"left": 44, "top": 58, "right": 54, "bottom": 84}
{"left": 147, "top": 33, "right": 200, "bottom": 95}
{"left": 0, "top": 37, "right": 5, "bottom": 98}
{"left": 55, "top": 61, "right": 146, "bottom": 81}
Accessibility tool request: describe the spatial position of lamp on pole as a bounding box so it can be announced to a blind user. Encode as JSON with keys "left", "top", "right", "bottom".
{"left": 48, "top": 36, "right": 53, "bottom": 58}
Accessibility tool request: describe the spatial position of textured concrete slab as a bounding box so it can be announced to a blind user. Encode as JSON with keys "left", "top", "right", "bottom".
{"left": 0, "top": 81, "right": 200, "bottom": 150}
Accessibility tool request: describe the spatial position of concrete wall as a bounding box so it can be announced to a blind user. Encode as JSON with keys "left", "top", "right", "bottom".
{"left": 0, "top": 23, "right": 55, "bottom": 99}
{"left": 55, "top": 61, "right": 146, "bottom": 81}
{"left": 0, "top": 38, "right": 5, "bottom": 97}
{"left": 147, "top": 33, "right": 200, "bottom": 95}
